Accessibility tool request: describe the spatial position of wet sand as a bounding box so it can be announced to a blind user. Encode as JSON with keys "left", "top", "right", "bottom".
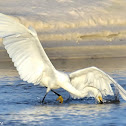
{"left": 45, "top": 44, "right": 126, "bottom": 59}
{"left": 0, "top": 0, "right": 126, "bottom": 61}
{"left": 0, "top": 1, "right": 126, "bottom": 76}
{"left": 1, "top": 39, "right": 126, "bottom": 60}
{"left": 1, "top": 57, "right": 126, "bottom": 74}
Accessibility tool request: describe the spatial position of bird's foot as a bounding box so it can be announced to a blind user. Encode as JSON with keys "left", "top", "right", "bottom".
{"left": 57, "top": 96, "right": 63, "bottom": 103}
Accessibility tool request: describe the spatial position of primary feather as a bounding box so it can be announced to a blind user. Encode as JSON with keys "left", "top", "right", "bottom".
{"left": 70, "top": 67, "right": 113, "bottom": 97}
{"left": 0, "top": 13, "right": 55, "bottom": 85}
{"left": 70, "top": 66, "right": 126, "bottom": 100}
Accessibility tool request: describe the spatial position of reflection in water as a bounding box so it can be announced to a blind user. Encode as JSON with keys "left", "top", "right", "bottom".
{"left": 0, "top": 58, "right": 126, "bottom": 125}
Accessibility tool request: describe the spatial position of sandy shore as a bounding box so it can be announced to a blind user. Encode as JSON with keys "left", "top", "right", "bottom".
{"left": 44, "top": 40, "right": 126, "bottom": 59}
{"left": 0, "top": 0, "right": 126, "bottom": 60}
{"left": 1, "top": 57, "right": 126, "bottom": 74}
{"left": 0, "top": 39, "right": 126, "bottom": 60}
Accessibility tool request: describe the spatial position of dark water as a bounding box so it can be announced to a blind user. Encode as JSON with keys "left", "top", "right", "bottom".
{"left": 0, "top": 58, "right": 126, "bottom": 126}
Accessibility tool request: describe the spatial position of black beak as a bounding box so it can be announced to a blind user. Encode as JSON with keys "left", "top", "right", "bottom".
{"left": 100, "top": 100, "right": 103, "bottom": 104}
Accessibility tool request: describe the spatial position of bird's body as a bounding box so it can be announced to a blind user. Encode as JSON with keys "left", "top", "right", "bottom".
{"left": 0, "top": 13, "right": 126, "bottom": 104}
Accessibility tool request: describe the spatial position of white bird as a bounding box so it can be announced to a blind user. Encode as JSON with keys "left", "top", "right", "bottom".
{"left": 0, "top": 13, "right": 126, "bottom": 104}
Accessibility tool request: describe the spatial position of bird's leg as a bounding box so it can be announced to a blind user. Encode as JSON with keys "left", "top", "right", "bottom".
{"left": 51, "top": 90, "right": 63, "bottom": 103}
{"left": 41, "top": 87, "right": 50, "bottom": 104}
{"left": 41, "top": 93, "right": 48, "bottom": 103}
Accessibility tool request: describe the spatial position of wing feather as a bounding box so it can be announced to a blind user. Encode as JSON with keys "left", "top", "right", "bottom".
{"left": 0, "top": 13, "right": 55, "bottom": 85}
{"left": 70, "top": 67, "right": 115, "bottom": 98}
{"left": 70, "top": 66, "right": 126, "bottom": 100}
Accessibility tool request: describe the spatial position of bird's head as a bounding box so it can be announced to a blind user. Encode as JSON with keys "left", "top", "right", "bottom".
{"left": 85, "top": 86, "right": 103, "bottom": 104}
{"left": 80, "top": 86, "right": 104, "bottom": 104}
{"left": 96, "top": 92, "right": 103, "bottom": 104}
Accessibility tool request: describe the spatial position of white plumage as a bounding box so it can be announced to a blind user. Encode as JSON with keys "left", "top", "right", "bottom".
{"left": 70, "top": 67, "right": 114, "bottom": 98}
{"left": 0, "top": 13, "right": 126, "bottom": 103}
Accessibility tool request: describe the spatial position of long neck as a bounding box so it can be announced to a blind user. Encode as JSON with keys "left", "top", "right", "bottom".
{"left": 70, "top": 86, "right": 101, "bottom": 99}
{"left": 82, "top": 86, "right": 101, "bottom": 97}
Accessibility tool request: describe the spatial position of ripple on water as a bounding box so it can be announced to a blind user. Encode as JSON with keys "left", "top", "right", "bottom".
{"left": 1, "top": 59, "right": 126, "bottom": 125}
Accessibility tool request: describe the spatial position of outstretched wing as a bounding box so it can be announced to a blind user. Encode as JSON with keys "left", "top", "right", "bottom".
{"left": 69, "top": 66, "right": 126, "bottom": 100}
{"left": 0, "top": 13, "right": 55, "bottom": 85}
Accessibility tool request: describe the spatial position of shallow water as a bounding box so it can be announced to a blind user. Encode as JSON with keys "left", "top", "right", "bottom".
{"left": 0, "top": 58, "right": 126, "bottom": 126}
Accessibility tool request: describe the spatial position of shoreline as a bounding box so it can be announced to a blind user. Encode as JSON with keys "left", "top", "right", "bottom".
{"left": 0, "top": 0, "right": 126, "bottom": 61}
{"left": 1, "top": 43, "right": 126, "bottom": 60}
{"left": 1, "top": 57, "right": 126, "bottom": 74}
{"left": 45, "top": 44, "right": 126, "bottom": 59}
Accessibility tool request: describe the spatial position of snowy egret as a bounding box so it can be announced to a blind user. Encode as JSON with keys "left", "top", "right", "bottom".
{"left": 0, "top": 13, "right": 126, "bottom": 104}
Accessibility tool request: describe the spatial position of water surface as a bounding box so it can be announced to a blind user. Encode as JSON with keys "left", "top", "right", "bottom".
{"left": 0, "top": 58, "right": 126, "bottom": 126}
